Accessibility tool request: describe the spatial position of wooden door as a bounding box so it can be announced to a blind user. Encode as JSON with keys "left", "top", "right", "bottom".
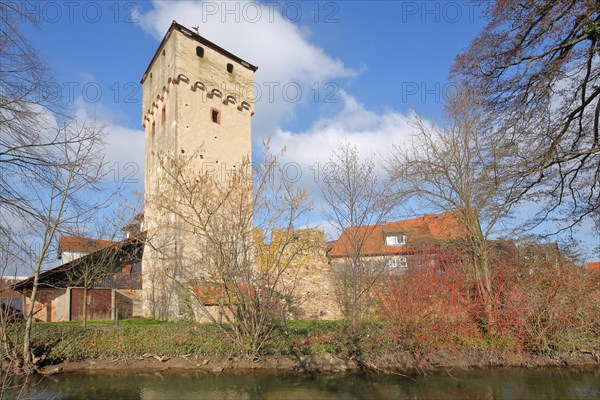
{"left": 70, "top": 288, "right": 112, "bottom": 321}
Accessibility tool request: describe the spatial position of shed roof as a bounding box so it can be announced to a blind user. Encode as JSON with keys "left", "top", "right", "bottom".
{"left": 14, "top": 233, "right": 145, "bottom": 292}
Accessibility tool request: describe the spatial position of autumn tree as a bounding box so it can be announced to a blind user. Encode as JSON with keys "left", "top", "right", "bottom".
{"left": 320, "top": 143, "right": 393, "bottom": 333}
{"left": 147, "top": 143, "right": 312, "bottom": 356}
{"left": 387, "top": 91, "right": 523, "bottom": 332}
{"left": 451, "top": 0, "right": 600, "bottom": 235}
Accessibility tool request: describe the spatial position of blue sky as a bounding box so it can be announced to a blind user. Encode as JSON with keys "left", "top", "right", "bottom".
{"left": 16, "top": 1, "right": 598, "bottom": 260}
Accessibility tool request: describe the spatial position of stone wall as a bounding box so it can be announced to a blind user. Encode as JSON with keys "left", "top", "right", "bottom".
{"left": 23, "top": 288, "right": 67, "bottom": 322}
{"left": 268, "top": 229, "right": 342, "bottom": 320}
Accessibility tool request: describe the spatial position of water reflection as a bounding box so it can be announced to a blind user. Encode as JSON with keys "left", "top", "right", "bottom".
{"left": 13, "top": 367, "right": 600, "bottom": 400}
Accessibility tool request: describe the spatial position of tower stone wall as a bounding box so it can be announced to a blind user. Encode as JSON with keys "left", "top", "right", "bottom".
{"left": 140, "top": 22, "right": 256, "bottom": 319}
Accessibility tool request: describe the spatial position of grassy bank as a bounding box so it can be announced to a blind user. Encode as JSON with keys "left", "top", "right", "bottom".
{"left": 3, "top": 318, "right": 597, "bottom": 369}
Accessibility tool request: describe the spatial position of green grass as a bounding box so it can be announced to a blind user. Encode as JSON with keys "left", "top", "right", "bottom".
{"left": 25, "top": 319, "right": 235, "bottom": 362}
{"left": 41, "top": 317, "right": 170, "bottom": 327}
{"left": 7, "top": 317, "right": 595, "bottom": 365}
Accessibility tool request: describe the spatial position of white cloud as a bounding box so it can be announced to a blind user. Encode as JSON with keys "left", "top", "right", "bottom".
{"left": 137, "top": 0, "right": 356, "bottom": 138}
{"left": 135, "top": 1, "right": 416, "bottom": 238}
{"left": 271, "top": 91, "right": 413, "bottom": 173}
{"left": 73, "top": 99, "right": 145, "bottom": 192}
{"left": 265, "top": 91, "right": 414, "bottom": 232}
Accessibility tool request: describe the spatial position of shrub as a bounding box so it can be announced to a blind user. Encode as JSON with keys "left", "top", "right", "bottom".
{"left": 376, "top": 267, "right": 481, "bottom": 351}
{"left": 496, "top": 264, "right": 600, "bottom": 353}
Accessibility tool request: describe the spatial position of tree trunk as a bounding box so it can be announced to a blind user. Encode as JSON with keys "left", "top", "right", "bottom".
{"left": 471, "top": 233, "right": 495, "bottom": 333}
{"left": 23, "top": 258, "right": 44, "bottom": 367}
{"left": 83, "top": 286, "right": 88, "bottom": 328}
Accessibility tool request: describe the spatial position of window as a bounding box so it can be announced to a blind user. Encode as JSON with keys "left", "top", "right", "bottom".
{"left": 151, "top": 121, "right": 155, "bottom": 137}
{"left": 385, "top": 234, "right": 407, "bottom": 246}
{"left": 161, "top": 106, "right": 166, "bottom": 123}
{"left": 388, "top": 257, "right": 408, "bottom": 269}
{"left": 211, "top": 108, "right": 221, "bottom": 124}
{"left": 227, "top": 63, "right": 233, "bottom": 73}
{"left": 196, "top": 46, "right": 204, "bottom": 58}
{"left": 385, "top": 235, "right": 399, "bottom": 246}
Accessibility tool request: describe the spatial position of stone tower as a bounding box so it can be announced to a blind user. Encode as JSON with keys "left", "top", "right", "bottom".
{"left": 140, "top": 21, "right": 257, "bottom": 319}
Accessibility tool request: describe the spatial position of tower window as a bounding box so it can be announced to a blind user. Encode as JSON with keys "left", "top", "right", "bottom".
{"left": 226, "top": 63, "right": 233, "bottom": 73}
{"left": 196, "top": 46, "right": 204, "bottom": 58}
{"left": 161, "top": 106, "right": 166, "bottom": 123}
{"left": 211, "top": 108, "right": 221, "bottom": 124}
{"left": 151, "top": 121, "right": 155, "bottom": 137}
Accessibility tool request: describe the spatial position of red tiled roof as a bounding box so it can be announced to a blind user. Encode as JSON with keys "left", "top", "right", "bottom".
{"left": 58, "top": 236, "right": 117, "bottom": 259}
{"left": 328, "top": 212, "right": 466, "bottom": 258}
{"left": 587, "top": 262, "right": 600, "bottom": 271}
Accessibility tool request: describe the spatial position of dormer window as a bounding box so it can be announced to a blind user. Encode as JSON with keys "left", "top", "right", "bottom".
{"left": 385, "top": 234, "right": 406, "bottom": 246}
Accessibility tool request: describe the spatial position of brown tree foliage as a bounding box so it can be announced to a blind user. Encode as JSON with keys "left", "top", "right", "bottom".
{"left": 452, "top": 0, "right": 600, "bottom": 234}
{"left": 387, "top": 91, "right": 522, "bottom": 332}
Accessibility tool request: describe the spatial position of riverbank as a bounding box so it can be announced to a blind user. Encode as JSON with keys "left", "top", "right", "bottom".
{"left": 4, "top": 318, "right": 597, "bottom": 376}
{"left": 38, "top": 351, "right": 599, "bottom": 376}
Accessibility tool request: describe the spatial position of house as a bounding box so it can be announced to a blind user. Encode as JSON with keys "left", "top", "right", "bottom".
{"left": 327, "top": 212, "right": 467, "bottom": 273}
{"left": 13, "top": 234, "right": 145, "bottom": 322}
{"left": 588, "top": 262, "right": 600, "bottom": 271}
{"left": 58, "top": 236, "right": 117, "bottom": 264}
{"left": 1, "top": 276, "right": 27, "bottom": 319}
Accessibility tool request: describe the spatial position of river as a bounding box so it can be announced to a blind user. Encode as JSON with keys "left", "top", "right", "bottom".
{"left": 9, "top": 367, "right": 600, "bottom": 399}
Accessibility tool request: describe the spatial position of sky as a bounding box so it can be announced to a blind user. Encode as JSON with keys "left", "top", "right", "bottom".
{"left": 15, "top": 0, "right": 598, "bottom": 260}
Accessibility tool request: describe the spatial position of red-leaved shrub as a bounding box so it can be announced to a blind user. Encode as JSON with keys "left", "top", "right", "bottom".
{"left": 376, "top": 266, "right": 481, "bottom": 350}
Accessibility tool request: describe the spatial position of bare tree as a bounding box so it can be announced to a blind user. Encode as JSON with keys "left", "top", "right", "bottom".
{"left": 146, "top": 143, "right": 312, "bottom": 356}
{"left": 451, "top": 0, "right": 600, "bottom": 235}
{"left": 387, "top": 91, "right": 523, "bottom": 332}
{"left": 20, "top": 120, "right": 106, "bottom": 367}
{"left": 0, "top": 2, "right": 111, "bottom": 368}
{"left": 62, "top": 196, "right": 143, "bottom": 328}
{"left": 320, "top": 143, "right": 393, "bottom": 333}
